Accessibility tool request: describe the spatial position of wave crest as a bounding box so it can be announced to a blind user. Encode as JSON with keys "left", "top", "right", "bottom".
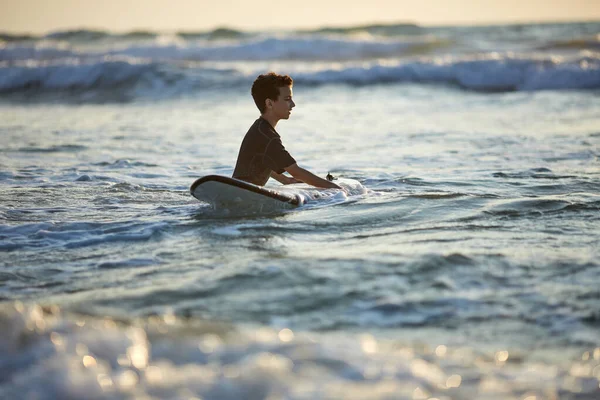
{"left": 1, "top": 53, "right": 598, "bottom": 100}
{"left": 295, "top": 54, "right": 600, "bottom": 91}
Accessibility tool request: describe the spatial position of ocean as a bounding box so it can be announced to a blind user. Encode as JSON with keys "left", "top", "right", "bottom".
{"left": 1, "top": 21, "right": 599, "bottom": 399}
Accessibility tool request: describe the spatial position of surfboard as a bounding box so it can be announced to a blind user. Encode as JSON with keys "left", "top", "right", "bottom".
{"left": 190, "top": 175, "right": 303, "bottom": 211}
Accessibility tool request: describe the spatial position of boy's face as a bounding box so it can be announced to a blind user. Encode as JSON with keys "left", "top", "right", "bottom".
{"left": 269, "top": 86, "right": 295, "bottom": 120}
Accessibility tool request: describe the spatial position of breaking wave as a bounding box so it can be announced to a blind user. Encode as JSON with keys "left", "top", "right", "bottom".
{"left": 1, "top": 53, "right": 598, "bottom": 99}
{"left": 1, "top": 21, "right": 599, "bottom": 101}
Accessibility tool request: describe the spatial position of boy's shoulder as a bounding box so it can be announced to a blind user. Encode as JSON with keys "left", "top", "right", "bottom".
{"left": 249, "top": 118, "right": 279, "bottom": 139}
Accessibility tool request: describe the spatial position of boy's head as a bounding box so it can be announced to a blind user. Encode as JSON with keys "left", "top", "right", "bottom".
{"left": 251, "top": 72, "right": 294, "bottom": 115}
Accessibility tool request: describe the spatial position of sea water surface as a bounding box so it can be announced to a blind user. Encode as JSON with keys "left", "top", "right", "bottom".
{"left": 1, "top": 22, "right": 600, "bottom": 399}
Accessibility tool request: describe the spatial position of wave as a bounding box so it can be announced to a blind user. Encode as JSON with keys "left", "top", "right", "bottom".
{"left": 3, "top": 24, "right": 600, "bottom": 64}
{"left": 2, "top": 22, "right": 598, "bottom": 71}
{"left": 114, "top": 37, "right": 438, "bottom": 61}
{"left": 492, "top": 168, "right": 579, "bottom": 180}
{"left": 1, "top": 53, "right": 598, "bottom": 99}
{"left": 0, "top": 28, "right": 253, "bottom": 46}
{"left": 176, "top": 27, "right": 247, "bottom": 40}
{"left": 1, "top": 23, "right": 421, "bottom": 44}
{"left": 301, "top": 22, "right": 422, "bottom": 36}
{"left": 0, "top": 59, "right": 161, "bottom": 93}
{"left": 0, "top": 28, "right": 251, "bottom": 43}
{"left": 45, "top": 27, "right": 248, "bottom": 41}
{"left": 45, "top": 29, "right": 112, "bottom": 41}
{"left": 483, "top": 196, "right": 600, "bottom": 218}
{"left": 14, "top": 144, "right": 88, "bottom": 153}
{"left": 0, "top": 35, "right": 446, "bottom": 62}
{"left": 0, "top": 33, "right": 36, "bottom": 42}
{"left": 294, "top": 54, "right": 600, "bottom": 91}
{"left": 538, "top": 37, "right": 600, "bottom": 52}
{"left": 4, "top": 21, "right": 597, "bottom": 44}
{"left": 0, "top": 220, "right": 169, "bottom": 251}
{"left": 0, "top": 43, "right": 76, "bottom": 62}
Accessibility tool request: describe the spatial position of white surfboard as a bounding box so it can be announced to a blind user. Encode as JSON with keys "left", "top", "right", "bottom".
{"left": 191, "top": 175, "right": 367, "bottom": 213}
{"left": 190, "top": 175, "right": 304, "bottom": 211}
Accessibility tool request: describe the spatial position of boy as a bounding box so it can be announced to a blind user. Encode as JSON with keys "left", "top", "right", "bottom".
{"left": 232, "top": 72, "right": 341, "bottom": 190}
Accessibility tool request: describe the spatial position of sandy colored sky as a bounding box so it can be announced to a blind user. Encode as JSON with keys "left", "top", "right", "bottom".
{"left": 2, "top": 0, "right": 599, "bottom": 34}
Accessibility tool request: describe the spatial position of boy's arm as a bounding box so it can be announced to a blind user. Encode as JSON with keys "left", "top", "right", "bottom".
{"left": 284, "top": 164, "right": 341, "bottom": 189}
{"left": 270, "top": 171, "right": 302, "bottom": 185}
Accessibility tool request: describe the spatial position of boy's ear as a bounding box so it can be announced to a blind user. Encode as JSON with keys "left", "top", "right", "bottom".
{"left": 266, "top": 99, "right": 273, "bottom": 108}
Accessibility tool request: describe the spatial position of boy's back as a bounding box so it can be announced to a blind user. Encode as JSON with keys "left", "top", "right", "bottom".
{"left": 232, "top": 117, "right": 296, "bottom": 186}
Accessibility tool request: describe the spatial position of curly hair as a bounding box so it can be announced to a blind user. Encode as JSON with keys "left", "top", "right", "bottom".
{"left": 251, "top": 72, "right": 293, "bottom": 114}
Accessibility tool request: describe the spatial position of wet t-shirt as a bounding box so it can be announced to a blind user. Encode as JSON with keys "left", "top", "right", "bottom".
{"left": 232, "top": 117, "right": 296, "bottom": 186}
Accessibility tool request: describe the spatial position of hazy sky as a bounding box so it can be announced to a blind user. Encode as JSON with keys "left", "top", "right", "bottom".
{"left": 2, "top": 0, "right": 599, "bottom": 34}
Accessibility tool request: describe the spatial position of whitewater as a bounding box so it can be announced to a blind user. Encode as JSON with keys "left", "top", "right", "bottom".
{"left": 1, "top": 21, "right": 600, "bottom": 399}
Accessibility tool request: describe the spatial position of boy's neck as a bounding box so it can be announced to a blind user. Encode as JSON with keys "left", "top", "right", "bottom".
{"left": 261, "top": 113, "right": 279, "bottom": 129}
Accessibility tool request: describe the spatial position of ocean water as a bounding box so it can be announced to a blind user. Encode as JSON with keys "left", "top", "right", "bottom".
{"left": 1, "top": 22, "right": 600, "bottom": 399}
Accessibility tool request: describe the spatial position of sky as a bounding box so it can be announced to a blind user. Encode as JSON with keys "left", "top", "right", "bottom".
{"left": 1, "top": 0, "right": 600, "bottom": 34}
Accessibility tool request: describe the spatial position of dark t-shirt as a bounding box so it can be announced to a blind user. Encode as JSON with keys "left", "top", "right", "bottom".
{"left": 232, "top": 117, "right": 296, "bottom": 186}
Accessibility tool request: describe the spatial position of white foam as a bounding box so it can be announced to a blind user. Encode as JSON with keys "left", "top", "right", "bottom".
{"left": 264, "top": 178, "right": 367, "bottom": 210}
